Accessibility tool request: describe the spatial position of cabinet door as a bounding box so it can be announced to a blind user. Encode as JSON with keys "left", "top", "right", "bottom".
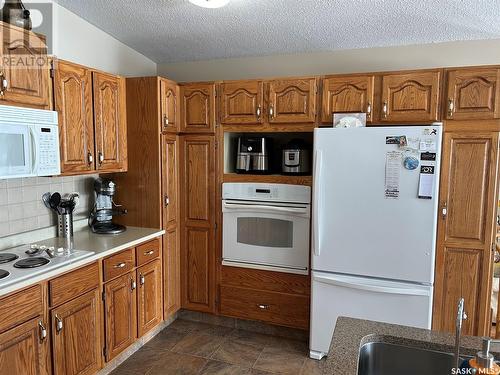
{"left": 446, "top": 68, "right": 500, "bottom": 120}
{"left": 51, "top": 290, "right": 102, "bottom": 375}
{"left": 54, "top": 60, "right": 95, "bottom": 174}
{"left": 137, "top": 259, "right": 162, "bottom": 337}
{"left": 380, "top": 71, "right": 441, "bottom": 122}
{"left": 0, "top": 317, "right": 46, "bottom": 375}
{"left": 321, "top": 75, "right": 375, "bottom": 123}
{"left": 164, "top": 226, "right": 180, "bottom": 318}
{"left": 180, "top": 135, "right": 216, "bottom": 312}
{"left": 162, "top": 134, "right": 179, "bottom": 228}
{"left": 180, "top": 83, "right": 216, "bottom": 133}
{"left": 220, "top": 81, "right": 264, "bottom": 125}
{"left": 433, "top": 132, "right": 499, "bottom": 336}
{"left": 160, "top": 79, "right": 179, "bottom": 133}
{"left": 93, "top": 72, "right": 127, "bottom": 172}
{"left": 104, "top": 273, "right": 137, "bottom": 361}
{"left": 267, "top": 78, "right": 317, "bottom": 124}
{"left": 0, "top": 24, "right": 50, "bottom": 109}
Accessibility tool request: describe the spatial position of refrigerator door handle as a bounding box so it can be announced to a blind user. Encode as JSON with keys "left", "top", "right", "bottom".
{"left": 313, "top": 274, "right": 431, "bottom": 297}
{"left": 312, "top": 150, "right": 323, "bottom": 256}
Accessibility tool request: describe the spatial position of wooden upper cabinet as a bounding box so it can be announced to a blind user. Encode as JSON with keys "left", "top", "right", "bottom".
{"left": 446, "top": 68, "right": 500, "bottom": 120}
{"left": 220, "top": 81, "right": 264, "bottom": 125}
{"left": 180, "top": 83, "right": 216, "bottom": 133}
{"left": 321, "top": 75, "right": 375, "bottom": 123}
{"left": 93, "top": 71, "right": 127, "bottom": 172}
{"left": 0, "top": 317, "right": 46, "bottom": 375}
{"left": 433, "top": 132, "right": 499, "bottom": 336}
{"left": 137, "top": 259, "right": 162, "bottom": 337}
{"left": 160, "top": 79, "right": 179, "bottom": 133}
{"left": 380, "top": 70, "right": 441, "bottom": 122}
{"left": 104, "top": 273, "right": 137, "bottom": 361}
{"left": 267, "top": 78, "right": 317, "bottom": 123}
{"left": 0, "top": 23, "right": 50, "bottom": 109}
{"left": 54, "top": 60, "right": 94, "bottom": 174}
{"left": 51, "top": 290, "right": 102, "bottom": 375}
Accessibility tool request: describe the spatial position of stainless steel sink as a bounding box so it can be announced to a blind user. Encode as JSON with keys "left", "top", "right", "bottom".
{"left": 358, "top": 342, "right": 464, "bottom": 375}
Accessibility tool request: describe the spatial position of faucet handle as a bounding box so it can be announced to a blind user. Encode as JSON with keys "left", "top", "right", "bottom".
{"left": 475, "top": 337, "right": 500, "bottom": 369}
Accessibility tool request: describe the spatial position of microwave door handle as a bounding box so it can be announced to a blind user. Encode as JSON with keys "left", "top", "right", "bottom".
{"left": 223, "top": 201, "right": 309, "bottom": 215}
{"left": 312, "top": 150, "right": 322, "bottom": 256}
{"left": 29, "top": 126, "right": 39, "bottom": 174}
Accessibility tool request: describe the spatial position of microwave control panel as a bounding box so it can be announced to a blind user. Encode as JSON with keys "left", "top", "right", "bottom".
{"left": 35, "top": 124, "right": 61, "bottom": 176}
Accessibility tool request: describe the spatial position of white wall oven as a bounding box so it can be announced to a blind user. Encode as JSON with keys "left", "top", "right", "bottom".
{"left": 222, "top": 183, "right": 311, "bottom": 275}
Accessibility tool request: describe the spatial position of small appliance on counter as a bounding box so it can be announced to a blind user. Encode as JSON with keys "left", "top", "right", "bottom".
{"left": 235, "top": 136, "right": 270, "bottom": 174}
{"left": 88, "top": 178, "right": 127, "bottom": 234}
{"left": 282, "top": 139, "right": 311, "bottom": 175}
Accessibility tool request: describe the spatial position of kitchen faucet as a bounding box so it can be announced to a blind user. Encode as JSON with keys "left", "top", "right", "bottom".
{"left": 455, "top": 297, "right": 467, "bottom": 369}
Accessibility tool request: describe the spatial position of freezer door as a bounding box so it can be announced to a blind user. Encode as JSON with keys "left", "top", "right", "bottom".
{"left": 312, "top": 126, "right": 442, "bottom": 284}
{"left": 309, "top": 271, "right": 433, "bottom": 359}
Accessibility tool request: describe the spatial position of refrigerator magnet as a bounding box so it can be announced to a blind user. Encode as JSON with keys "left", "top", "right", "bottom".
{"left": 403, "top": 155, "right": 419, "bottom": 170}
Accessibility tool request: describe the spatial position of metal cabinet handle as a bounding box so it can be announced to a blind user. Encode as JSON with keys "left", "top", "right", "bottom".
{"left": 87, "top": 152, "right": 93, "bottom": 165}
{"left": 98, "top": 152, "right": 104, "bottom": 164}
{"left": 139, "top": 274, "right": 145, "bottom": 286}
{"left": 131, "top": 278, "right": 136, "bottom": 291}
{"left": 382, "top": 101, "right": 388, "bottom": 119}
{"left": 164, "top": 114, "right": 169, "bottom": 127}
{"left": 144, "top": 250, "right": 154, "bottom": 256}
{"left": 55, "top": 315, "right": 63, "bottom": 333}
{"left": 164, "top": 195, "right": 170, "bottom": 207}
{"left": 114, "top": 262, "right": 126, "bottom": 269}
{"left": 366, "top": 102, "right": 372, "bottom": 118}
{"left": 0, "top": 72, "right": 6, "bottom": 96}
{"left": 448, "top": 99, "right": 454, "bottom": 117}
{"left": 269, "top": 105, "right": 274, "bottom": 119}
{"left": 257, "top": 304, "right": 269, "bottom": 310}
{"left": 38, "top": 321, "right": 47, "bottom": 340}
{"left": 256, "top": 105, "right": 261, "bottom": 119}
{"left": 441, "top": 202, "right": 447, "bottom": 219}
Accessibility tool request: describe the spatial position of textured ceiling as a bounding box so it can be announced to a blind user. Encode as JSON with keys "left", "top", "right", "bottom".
{"left": 52, "top": 0, "right": 500, "bottom": 63}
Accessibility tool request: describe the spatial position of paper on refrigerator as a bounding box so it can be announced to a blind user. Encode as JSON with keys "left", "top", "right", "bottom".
{"left": 385, "top": 151, "right": 402, "bottom": 199}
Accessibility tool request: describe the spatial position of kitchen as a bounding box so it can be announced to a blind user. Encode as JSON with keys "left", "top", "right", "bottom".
{"left": 0, "top": 0, "right": 499, "bottom": 374}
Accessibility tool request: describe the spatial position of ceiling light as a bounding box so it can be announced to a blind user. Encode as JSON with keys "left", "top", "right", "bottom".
{"left": 188, "top": 0, "right": 230, "bottom": 8}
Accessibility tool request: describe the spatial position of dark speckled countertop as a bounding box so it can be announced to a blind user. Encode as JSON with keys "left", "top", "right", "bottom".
{"left": 323, "top": 317, "right": 500, "bottom": 375}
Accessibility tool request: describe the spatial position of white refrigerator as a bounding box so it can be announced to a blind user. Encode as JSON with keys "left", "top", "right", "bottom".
{"left": 309, "top": 125, "right": 442, "bottom": 360}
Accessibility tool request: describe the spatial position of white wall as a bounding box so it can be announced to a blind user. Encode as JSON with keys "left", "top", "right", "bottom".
{"left": 158, "top": 39, "right": 500, "bottom": 82}
{"left": 26, "top": 0, "right": 157, "bottom": 76}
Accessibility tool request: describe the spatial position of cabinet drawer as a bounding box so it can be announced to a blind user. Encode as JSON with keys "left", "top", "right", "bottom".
{"left": 136, "top": 238, "right": 160, "bottom": 266}
{"left": 219, "top": 286, "right": 309, "bottom": 329}
{"left": 49, "top": 262, "right": 99, "bottom": 307}
{"left": 0, "top": 285, "right": 43, "bottom": 333}
{"left": 103, "top": 248, "right": 135, "bottom": 282}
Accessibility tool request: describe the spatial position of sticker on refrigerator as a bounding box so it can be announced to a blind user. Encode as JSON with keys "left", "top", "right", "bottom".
{"left": 385, "top": 151, "right": 402, "bottom": 199}
{"left": 418, "top": 165, "right": 435, "bottom": 199}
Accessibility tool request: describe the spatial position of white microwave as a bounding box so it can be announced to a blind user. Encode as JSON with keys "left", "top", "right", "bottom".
{"left": 0, "top": 105, "right": 60, "bottom": 179}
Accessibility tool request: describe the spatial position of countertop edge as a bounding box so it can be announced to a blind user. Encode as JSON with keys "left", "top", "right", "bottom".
{"left": 0, "top": 228, "right": 165, "bottom": 298}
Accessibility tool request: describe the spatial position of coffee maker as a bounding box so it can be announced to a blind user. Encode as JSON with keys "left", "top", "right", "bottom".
{"left": 88, "top": 178, "right": 127, "bottom": 234}
{"left": 235, "top": 137, "right": 270, "bottom": 174}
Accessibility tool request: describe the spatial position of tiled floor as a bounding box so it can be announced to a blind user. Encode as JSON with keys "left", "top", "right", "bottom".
{"left": 111, "top": 319, "right": 324, "bottom": 375}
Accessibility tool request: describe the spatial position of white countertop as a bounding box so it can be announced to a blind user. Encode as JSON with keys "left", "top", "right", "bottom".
{"left": 0, "top": 226, "right": 165, "bottom": 298}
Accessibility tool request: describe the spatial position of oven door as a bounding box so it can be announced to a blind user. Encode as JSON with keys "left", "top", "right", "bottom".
{"left": 222, "top": 199, "right": 310, "bottom": 274}
{"left": 0, "top": 123, "right": 35, "bottom": 179}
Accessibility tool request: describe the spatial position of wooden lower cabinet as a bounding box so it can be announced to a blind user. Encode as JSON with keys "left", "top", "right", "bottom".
{"left": 137, "top": 260, "right": 163, "bottom": 337}
{"left": 51, "top": 289, "right": 102, "bottom": 375}
{"left": 164, "top": 227, "right": 181, "bottom": 318}
{"left": 0, "top": 317, "right": 47, "bottom": 375}
{"left": 104, "top": 273, "right": 137, "bottom": 361}
{"left": 433, "top": 131, "right": 499, "bottom": 336}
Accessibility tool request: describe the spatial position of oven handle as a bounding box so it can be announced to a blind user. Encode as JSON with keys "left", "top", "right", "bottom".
{"left": 312, "top": 149, "right": 322, "bottom": 257}
{"left": 222, "top": 201, "right": 309, "bottom": 215}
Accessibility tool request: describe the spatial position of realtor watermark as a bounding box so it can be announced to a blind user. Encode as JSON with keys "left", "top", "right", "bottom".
{"left": 0, "top": 2, "right": 53, "bottom": 69}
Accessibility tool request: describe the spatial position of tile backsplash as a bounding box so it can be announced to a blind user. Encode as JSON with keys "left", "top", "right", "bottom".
{"left": 0, "top": 174, "right": 98, "bottom": 238}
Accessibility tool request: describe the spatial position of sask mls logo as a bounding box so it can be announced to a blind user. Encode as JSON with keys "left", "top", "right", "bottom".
{"left": 0, "top": 1, "right": 53, "bottom": 69}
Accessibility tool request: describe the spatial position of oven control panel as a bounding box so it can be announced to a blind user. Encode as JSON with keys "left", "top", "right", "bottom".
{"left": 222, "top": 183, "right": 311, "bottom": 204}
